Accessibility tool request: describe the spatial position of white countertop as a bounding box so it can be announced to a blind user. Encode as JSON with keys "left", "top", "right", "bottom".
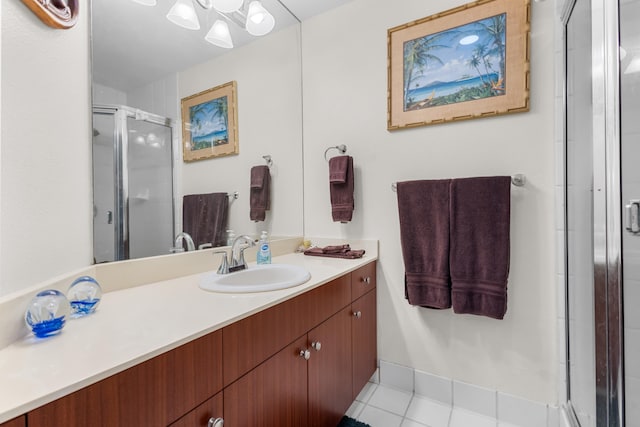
{"left": 0, "top": 248, "right": 377, "bottom": 423}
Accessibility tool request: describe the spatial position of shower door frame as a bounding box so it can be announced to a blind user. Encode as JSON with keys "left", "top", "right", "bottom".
{"left": 92, "top": 104, "right": 177, "bottom": 262}
{"left": 563, "top": 0, "right": 624, "bottom": 425}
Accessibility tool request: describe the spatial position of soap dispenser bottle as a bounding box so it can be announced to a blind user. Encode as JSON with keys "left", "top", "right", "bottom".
{"left": 256, "top": 231, "right": 271, "bottom": 265}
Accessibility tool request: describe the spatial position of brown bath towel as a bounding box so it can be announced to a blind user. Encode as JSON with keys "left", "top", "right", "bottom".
{"left": 449, "top": 176, "right": 511, "bottom": 319}
{"left": 329, "top": 155, "right": 354, "bottom": 222}
{"left": 250, "top": 165, "right": 271, "bottom": 222}
{"left": 397, "top": 180, "right": 452, "bottom": 309}
{"left": 304, "top": 244, "right": 365, "bottom": 259}
{"left": 183, "top": 192, "right": 229, "bottom": 248}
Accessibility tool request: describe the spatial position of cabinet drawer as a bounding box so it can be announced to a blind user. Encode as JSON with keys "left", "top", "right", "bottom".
{"left": 28, "top": 330, "right": 223, "bottom": 427}
{"left": 351, "top": 261, "right": 376, "bottom": 301}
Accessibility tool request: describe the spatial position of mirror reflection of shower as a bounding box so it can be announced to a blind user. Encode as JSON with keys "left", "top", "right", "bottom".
{"left": 92, "top": 105, "right": 175, "bottom": 263}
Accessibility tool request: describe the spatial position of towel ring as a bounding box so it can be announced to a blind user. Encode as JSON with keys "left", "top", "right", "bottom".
{"left": 324, "top": 144, "right": 347, "bottom": 162}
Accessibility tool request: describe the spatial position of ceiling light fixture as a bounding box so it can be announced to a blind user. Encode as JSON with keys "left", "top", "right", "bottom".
{"left": 167, "top": 0, "right": 200, "bottom": 30}
{"left": 245, "top": 1, "right": 274, "bottom": 36}
{"left": 205, "top": 20, "right": 234, "bottom": 48}
{"left": 158, "top": 0, "right": 275, "bottom": 48}
{"left": 212, "top": 0, "right": 244, "bottom": 13}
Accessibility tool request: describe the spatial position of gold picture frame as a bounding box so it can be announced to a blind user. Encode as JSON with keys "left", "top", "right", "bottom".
{"left": 181, "top": 81, "right": 239, "bottom": 162}
{"left": 387, "top": 0, "right": 530, "bottom": 130}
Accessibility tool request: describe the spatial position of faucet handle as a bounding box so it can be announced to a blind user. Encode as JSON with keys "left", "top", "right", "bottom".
{"left": 213, "top": 250, "right": 229, "bottom": 274}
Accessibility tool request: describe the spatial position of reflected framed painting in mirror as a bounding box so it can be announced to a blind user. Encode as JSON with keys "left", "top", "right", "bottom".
{"left": 181, "top": 80, "right": 239, "bottom": 162}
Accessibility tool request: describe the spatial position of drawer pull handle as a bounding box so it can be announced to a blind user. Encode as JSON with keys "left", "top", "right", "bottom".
{"left": 353, "top": 311, "right": 362, "bottom": 319}
{"left": 300, "top": 349, "right": 311, "bottom": 360}
{"left": 361, "top": 277, "right": 371, "bottom": 284}
{"left": 208, "top": 417, "right": 224, "bottom": 427}
{"left": 311, "top": 341, "right": 322, "bottom": 351}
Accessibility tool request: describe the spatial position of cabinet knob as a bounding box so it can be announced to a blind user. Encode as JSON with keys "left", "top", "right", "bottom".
{"left": 311, "top": 341, "right": 322, "bottom": 351}
{"left": 361, "top": 276, "right": 371, "bottom": 284}
{"left": 299, "top": 349, "right": 311, "bottom": 360}
{"left": 208, "top": 417, "right": 224, "bottom": 427}
{"left": 353, "top": 311, "right": 362, "bottom": 319}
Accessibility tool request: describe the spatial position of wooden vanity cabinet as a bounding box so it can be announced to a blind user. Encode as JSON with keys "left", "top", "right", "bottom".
{"left": 24, "top": 261, "right": 377, "bottom": 427}
{"left": 27, "top": 330, "right": 223, "bottom": 427}
{"left": 0, "top": 416, "right": 25, "bottom": 427}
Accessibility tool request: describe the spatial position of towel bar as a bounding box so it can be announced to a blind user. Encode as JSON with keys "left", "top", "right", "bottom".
{"left": 227, "top": 191, "right": 239, "bottom": 200}
{"left": 391, "top": 174, "right": 526, "bottom": 192}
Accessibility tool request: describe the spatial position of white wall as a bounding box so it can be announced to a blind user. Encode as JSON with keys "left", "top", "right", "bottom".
{"left": 0, "top": 2, "right": 92, "bottom": 297}
{"left": 302, "top": 0, "right": 558, "bottom": 403}
{"left": 178, "top": 25, "right": 304, "bottom": 240}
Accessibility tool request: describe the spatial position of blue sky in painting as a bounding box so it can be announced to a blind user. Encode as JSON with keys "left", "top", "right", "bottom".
{"left": 190, "top": 97, "right": 227, "bottom": 138}
{"left": 405, "top": 14, "right": 505, "bottom": 88}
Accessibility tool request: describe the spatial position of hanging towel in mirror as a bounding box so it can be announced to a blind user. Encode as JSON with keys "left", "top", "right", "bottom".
{"left": 183, "top": 192, "right": 229, "bottom": 248}
{"left": 450, "top": 176, "right": 511, "bottom": 319}
{"left": 329, "top": 155, "right": 354, "bottom": 222}
{"left": 250, "top": 165, "right": 271, "bottom": 222}
{"left": 397, "top": 179, "right": 452, "bottom": 309}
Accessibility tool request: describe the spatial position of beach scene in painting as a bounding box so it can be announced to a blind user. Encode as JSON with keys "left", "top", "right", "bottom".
{"left": 403, "top": 13, "right": 506, "bottom": 111}
{"left": 188, "top": 95, "right": 229, "bottom": 150}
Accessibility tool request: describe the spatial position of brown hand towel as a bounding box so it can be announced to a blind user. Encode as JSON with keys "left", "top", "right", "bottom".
{"left": 450, "top": 176, "right": 511, "bottom": 319}
{"left": 329, "top": 155, "right": 354, "bottom": 222}
{"left": 183, "top": 192, "right": 229, "bottom": 248}
{"left": 397, "top": 180, "right": 452, "bottom": 309}
{"left": 250, "top": 165, "right": 271, "bottom": 222}
{"left": 304, "top": 244, "right": 365, "bottom": 259}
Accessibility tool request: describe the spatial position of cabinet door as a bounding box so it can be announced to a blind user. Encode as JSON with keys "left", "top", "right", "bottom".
{"left": 0, "top": 416, "right": 25, "bottom": 427}
{"left": 308, "top": 306, "right": 353, "bottom": 427}
{"left": 28, "top": 330, "right": 222, "bottom": 427}
{"left": 352, "top": 262, "right": 376, "bottom": 301}
{"left": 169, "top": 392, "right": 223, "bottom": 427}
{"left": 224, "top": 336, "right": 308, "bottom": 427}
{"left": 352, "top": 289, "right": 377, "bottom": 399}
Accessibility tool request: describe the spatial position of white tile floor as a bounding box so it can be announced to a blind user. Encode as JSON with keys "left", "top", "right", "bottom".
{"left": 346, "top": 381, "right": 520, "bottom": 427}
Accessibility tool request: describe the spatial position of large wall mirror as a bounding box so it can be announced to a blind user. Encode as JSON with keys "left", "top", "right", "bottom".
{"left": 91, "top": 0, "right": 304, "bottom": 262}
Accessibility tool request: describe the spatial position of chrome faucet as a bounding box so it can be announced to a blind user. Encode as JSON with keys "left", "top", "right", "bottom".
{"left": 229, "top": 234, "right": 256, "bottom": 272}
{"left": 170, "top": 232, "right": 195, "bottom": 253}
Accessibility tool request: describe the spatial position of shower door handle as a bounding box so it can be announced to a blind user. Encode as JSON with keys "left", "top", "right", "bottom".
{"left": 625, "top": 200, "right": 640, "bottom": 233}
{"left": 107, "top": 210, "right": 113, "bottom": 225}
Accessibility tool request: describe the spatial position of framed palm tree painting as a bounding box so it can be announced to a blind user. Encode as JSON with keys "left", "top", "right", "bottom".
{"left": 387, "top": 0, "right": 530, "bottom": 130}
{"left": 181, "top": 81, "right": 239, "bottom": 162}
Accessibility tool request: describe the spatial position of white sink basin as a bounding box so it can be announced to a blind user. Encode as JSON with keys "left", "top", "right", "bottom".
{"left": 199, "top": 264, "right": 311, "bottom": 293}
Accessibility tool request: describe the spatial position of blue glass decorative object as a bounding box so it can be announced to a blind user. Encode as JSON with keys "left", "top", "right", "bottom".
{"left": 25, "top": 289, "right": 71, "bottom": 338}
{"left": 67, "top": 276, "right": 102, "bottom": 317}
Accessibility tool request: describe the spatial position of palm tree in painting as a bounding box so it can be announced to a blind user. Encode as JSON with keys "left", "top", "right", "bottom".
{"left": 466, "top": 53, "right": 486, "bottom": 85}
{"left": 211, "top": 96, "right": 228, "bottom": 130}
{"left": 474, "top": 14, "right": 506, "bottom": 87}
{"left": 403, "top": 34, "right": 446, "bottom": 109}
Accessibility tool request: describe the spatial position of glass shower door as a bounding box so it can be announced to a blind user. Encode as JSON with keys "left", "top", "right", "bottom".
{"left": 92, "top": 106, "right": 175, "bottom": 262}
{"left": 565, "top": 0, "right": 597, "bottom": 424}
{"left": 126, "top": 115, "right": 174, "bottom": 260}
{"left": 620, "top": 1, "right": 640, "bottom": 425}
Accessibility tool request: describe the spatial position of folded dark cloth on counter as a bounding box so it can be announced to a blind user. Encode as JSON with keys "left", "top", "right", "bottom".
{"left": 304, "top": 244, "right": 365, "bottom": 259}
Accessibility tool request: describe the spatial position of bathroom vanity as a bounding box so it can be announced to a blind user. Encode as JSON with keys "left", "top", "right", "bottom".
{"left": 0, "top": 249, "right": 376, "bottom": 427}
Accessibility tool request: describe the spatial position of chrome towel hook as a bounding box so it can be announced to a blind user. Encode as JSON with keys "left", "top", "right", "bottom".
{"left": 324, "top": 144, "right": 348, "bottom": 162}
{"left": 262, "top": 155, "right": 273, "bottom": 168}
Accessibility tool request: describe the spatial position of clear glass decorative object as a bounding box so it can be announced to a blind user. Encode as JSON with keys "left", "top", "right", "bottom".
{"left": 67, "top": 276, "right": 102, "bottom": 317}
{"left": 24, "top": 289, "right": 71, "bottom": 338}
